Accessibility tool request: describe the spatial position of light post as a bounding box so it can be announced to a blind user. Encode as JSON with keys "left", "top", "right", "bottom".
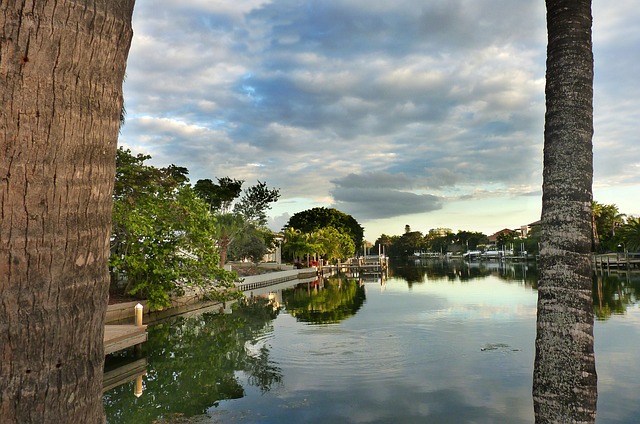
{"left": 618, "top": 242, "right": 628, "bottom": 269}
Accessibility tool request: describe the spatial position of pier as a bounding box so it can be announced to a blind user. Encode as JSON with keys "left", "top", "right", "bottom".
{"left": 104, "top": 324, "right": 147, "bottom": 355}
{"left": 319, "top": 255, "right": 388, "bottom": 274}
{"left": 594, "top": 252, "right": 640, "bottom": 272}
{"left": 104, "top": 302, "right": 147, "bottom": 356}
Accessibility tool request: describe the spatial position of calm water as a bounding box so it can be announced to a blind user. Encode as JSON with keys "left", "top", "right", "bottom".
{"left": 104, "top": 260, "right": 640, "bottom": 423}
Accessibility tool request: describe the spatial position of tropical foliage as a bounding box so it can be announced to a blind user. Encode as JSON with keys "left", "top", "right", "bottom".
{"left": 375, "top": 228, "right": 495, "bottom": 257}
{"left": 110, "top": 148, "right": 259, "bottom": 308}
{"left": 616, "top": 216, "right": 640, "bottom": 251}
{"left": 282, "top": 226, "right": 355, "bottom": 264}
{"left": 371, "top": 202, "right": 638, "bottom": 259}
{"left": 193, "top": 178, "right": 280, "bottom": 267}
{"left": 591, "top": 201, "right": 639, "bottom": 253}
{"left": 285, "top": 207, "right": 364, "bottom": 251}
{"left": 592, "top": 201, "right": 626, "bottom": 251}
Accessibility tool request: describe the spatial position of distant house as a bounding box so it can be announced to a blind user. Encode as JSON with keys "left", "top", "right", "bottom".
{"left": 489, "top": 220, "right": 541, "bottom": 242}
{"left": 428, "top": 227, "right": 453, "bottom": 237}
{"left": 488, "top": 228, "right": 516, "bottom": 243}
{"left": 520, "top": 220, "right": 542, "bottom": 238}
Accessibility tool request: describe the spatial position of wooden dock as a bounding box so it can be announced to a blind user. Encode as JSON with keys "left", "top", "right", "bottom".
{"left": 320, "top": 256, "right": 389, "bottom": 274}
{"left": 104, "top": 324, "right": 147, "bottom": 355}
{"left": 594, "top": 253, "right": 640, "bottom": 272}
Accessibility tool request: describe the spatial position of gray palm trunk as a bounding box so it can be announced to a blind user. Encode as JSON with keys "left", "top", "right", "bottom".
{"left": 533, "top": 1, "right": 597, "bottom": 423}
{"left": 1, "top": 1, "right": 135, "bottom": 422}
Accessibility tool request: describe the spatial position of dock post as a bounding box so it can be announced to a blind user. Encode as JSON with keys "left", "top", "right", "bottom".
{"left": 626, "top": 250, "right": 630, "bottom": 270}
{"left": 135, "top": 303, "right": 144, "bottom": 327}
{"left": 134, "top": 374, "right": 143, "bottom": 398}
{"left": 135, "top": 303, "right": 144, "bottom": 356}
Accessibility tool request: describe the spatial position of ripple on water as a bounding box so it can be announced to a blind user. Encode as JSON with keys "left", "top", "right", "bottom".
{"left": 266, "top": 324, "right": 426, "bottom": 387}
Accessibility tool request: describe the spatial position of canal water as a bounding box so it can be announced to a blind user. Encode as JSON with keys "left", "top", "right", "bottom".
{"left": 103, "top": 260, "right": 640, "bottom": 423}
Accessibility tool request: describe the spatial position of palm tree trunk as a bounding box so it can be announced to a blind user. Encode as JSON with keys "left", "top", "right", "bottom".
{"left": 592, "top": 209, "right": 600, "bottom": 251}
{"left": 533, "top": 1, "right": 597, "bottom": 422}
{"left": 220, "top": 235, "right": 229, "bottom": 268}
{"left": 0, "top": 2, "right": 134, "bottom": 423}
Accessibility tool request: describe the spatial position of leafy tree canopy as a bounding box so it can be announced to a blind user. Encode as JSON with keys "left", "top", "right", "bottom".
{"left": 234, "top": 180, "right": 280, "bottom": 226}
{"left": 592, "top": 201, "right": 626, "bottom": 251}
{"left": 616, "top": 216, "right": 640, "bottom": 252}
{"left": 285, "top": 207, "right": 364, "bottom": 251}
{"left": 194, "top": 177, "right": 243, "bottom": 213}
{"left": 228, "top": 224, "right": 274, "bottom": 264}
{"left": 111, "top": 148, "right": 238, "bottom": 308}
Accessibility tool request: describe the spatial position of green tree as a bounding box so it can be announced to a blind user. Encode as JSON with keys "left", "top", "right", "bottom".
{"left": 285, "top": 207, "right": 364, "bottom": 251}
{"left": 524, "top": 224, "right": 541, "bottom": 256}
{"left": 496, "top": 231, "right": 518, "bottom": 251}
{"left": 194, "top": 179, "right": 280, "bottom": 266}
{"left": 1, "top": 2, "right": 134, "bottom": 422}
{"left": 194, "top": 177, "right": 243, "bottom": 213}
{"left": 374, "top": 234, "right": 398, "bottom": 256}
{"left": 592, "top": 201, "right": 625, "bottom": 251}
{"left": 533, "top": 1, "right": 597, "bottom": 421}
{"left": 316, "top": 227, "right": 356, "bottom": 262}
{"left": 397, "top": 231, "right": 425, "bottom": 256}
{"left": 234, "top": 180, "right": 281, "bottom": 226}
{"left": 111, "top": 149, "right": 237, "bottom": 308}
{"left": 282, "top": 227, "right": 323, "bottom": 264}
{"left": 228, "top": 224, "right": 272, "bottom": 263}
{"left": 424, "top": 229, "right": 454, "bottom": 255}
{"left": 617, "top": 216, "right": 640, "bottom": 251}
{"left": 212, "top": 212, "right": 245, "bottom": 269}
{"left": 455, "top": 230, "right": 488, "bottom": 251}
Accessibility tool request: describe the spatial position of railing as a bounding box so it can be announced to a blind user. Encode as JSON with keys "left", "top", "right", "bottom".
{"left": 593, "top": 252, "right": 640, "bottom": 271}
{"left": 235, "top": 268, "right": 316, "bottom": 291}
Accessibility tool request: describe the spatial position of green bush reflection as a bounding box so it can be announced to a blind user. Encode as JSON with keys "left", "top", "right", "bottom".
{"left": 282, "top": 276, "right": 366, "bottom": 324}
{"left": 593, "top": 272, "right": 640, "bottom": 320}
{"left": 104, "top": 298, "right": 282, "bottom": 423}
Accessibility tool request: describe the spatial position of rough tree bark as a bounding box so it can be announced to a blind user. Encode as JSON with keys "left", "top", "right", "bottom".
{"left": 533, "top": 1, "right": 597, "bottom": 423}
{"left": 1, "top": 1, "right": 134, "bottom": 422}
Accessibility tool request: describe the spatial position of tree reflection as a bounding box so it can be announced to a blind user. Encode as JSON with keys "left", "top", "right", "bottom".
{"left": 103, "top": 298, "right": 282, "bottom": 423}
{"left": 389, "top": 258, "right": 538, "bottom": 287}
{"left": 282, "top": 276, "right": 366, "bottom": 324}
{"left": 593, "top": 272, "right": 640, "bottom": 320}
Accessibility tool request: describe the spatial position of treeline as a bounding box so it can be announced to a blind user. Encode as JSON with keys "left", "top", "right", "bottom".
{"left": 375, "top": 201, "right": 640, "bottom": 258}
{"left": 373, "top": 226, "right": 537, "bottom": 258}
{"left": 110, "top": 148, "right": 280, "bottom": 308}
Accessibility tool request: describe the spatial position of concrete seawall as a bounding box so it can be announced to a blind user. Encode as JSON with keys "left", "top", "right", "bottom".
{"left": 106, "top": 267, "right": 318, "bottom": 325}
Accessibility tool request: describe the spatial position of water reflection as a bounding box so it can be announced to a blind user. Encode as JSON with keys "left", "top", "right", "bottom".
{"left": 104, "top": 298, "right": 282, "bottom": 423}
{"left": 390, "top": 259, "right": 640, "bottom": 320}
{"left": 390, "top": 258, "right": 539, "bottom": 288}
{"left": 593, "top": 271, "right": 640, "bottom": 320}
{"left": 282, "top": 276, "right": 366, "bottom": 324}
{"left": 103, "top": 262, "right": 640, "bottom": 423}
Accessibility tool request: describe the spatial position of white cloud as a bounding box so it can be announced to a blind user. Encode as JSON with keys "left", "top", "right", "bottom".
{"left": 119, "top": 1, "right": 640, "bottom": 237}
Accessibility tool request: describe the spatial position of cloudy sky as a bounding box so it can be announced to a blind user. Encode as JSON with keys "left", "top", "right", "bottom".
{"left": 119, "top": 0, "right": 640, "bottom": 240}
